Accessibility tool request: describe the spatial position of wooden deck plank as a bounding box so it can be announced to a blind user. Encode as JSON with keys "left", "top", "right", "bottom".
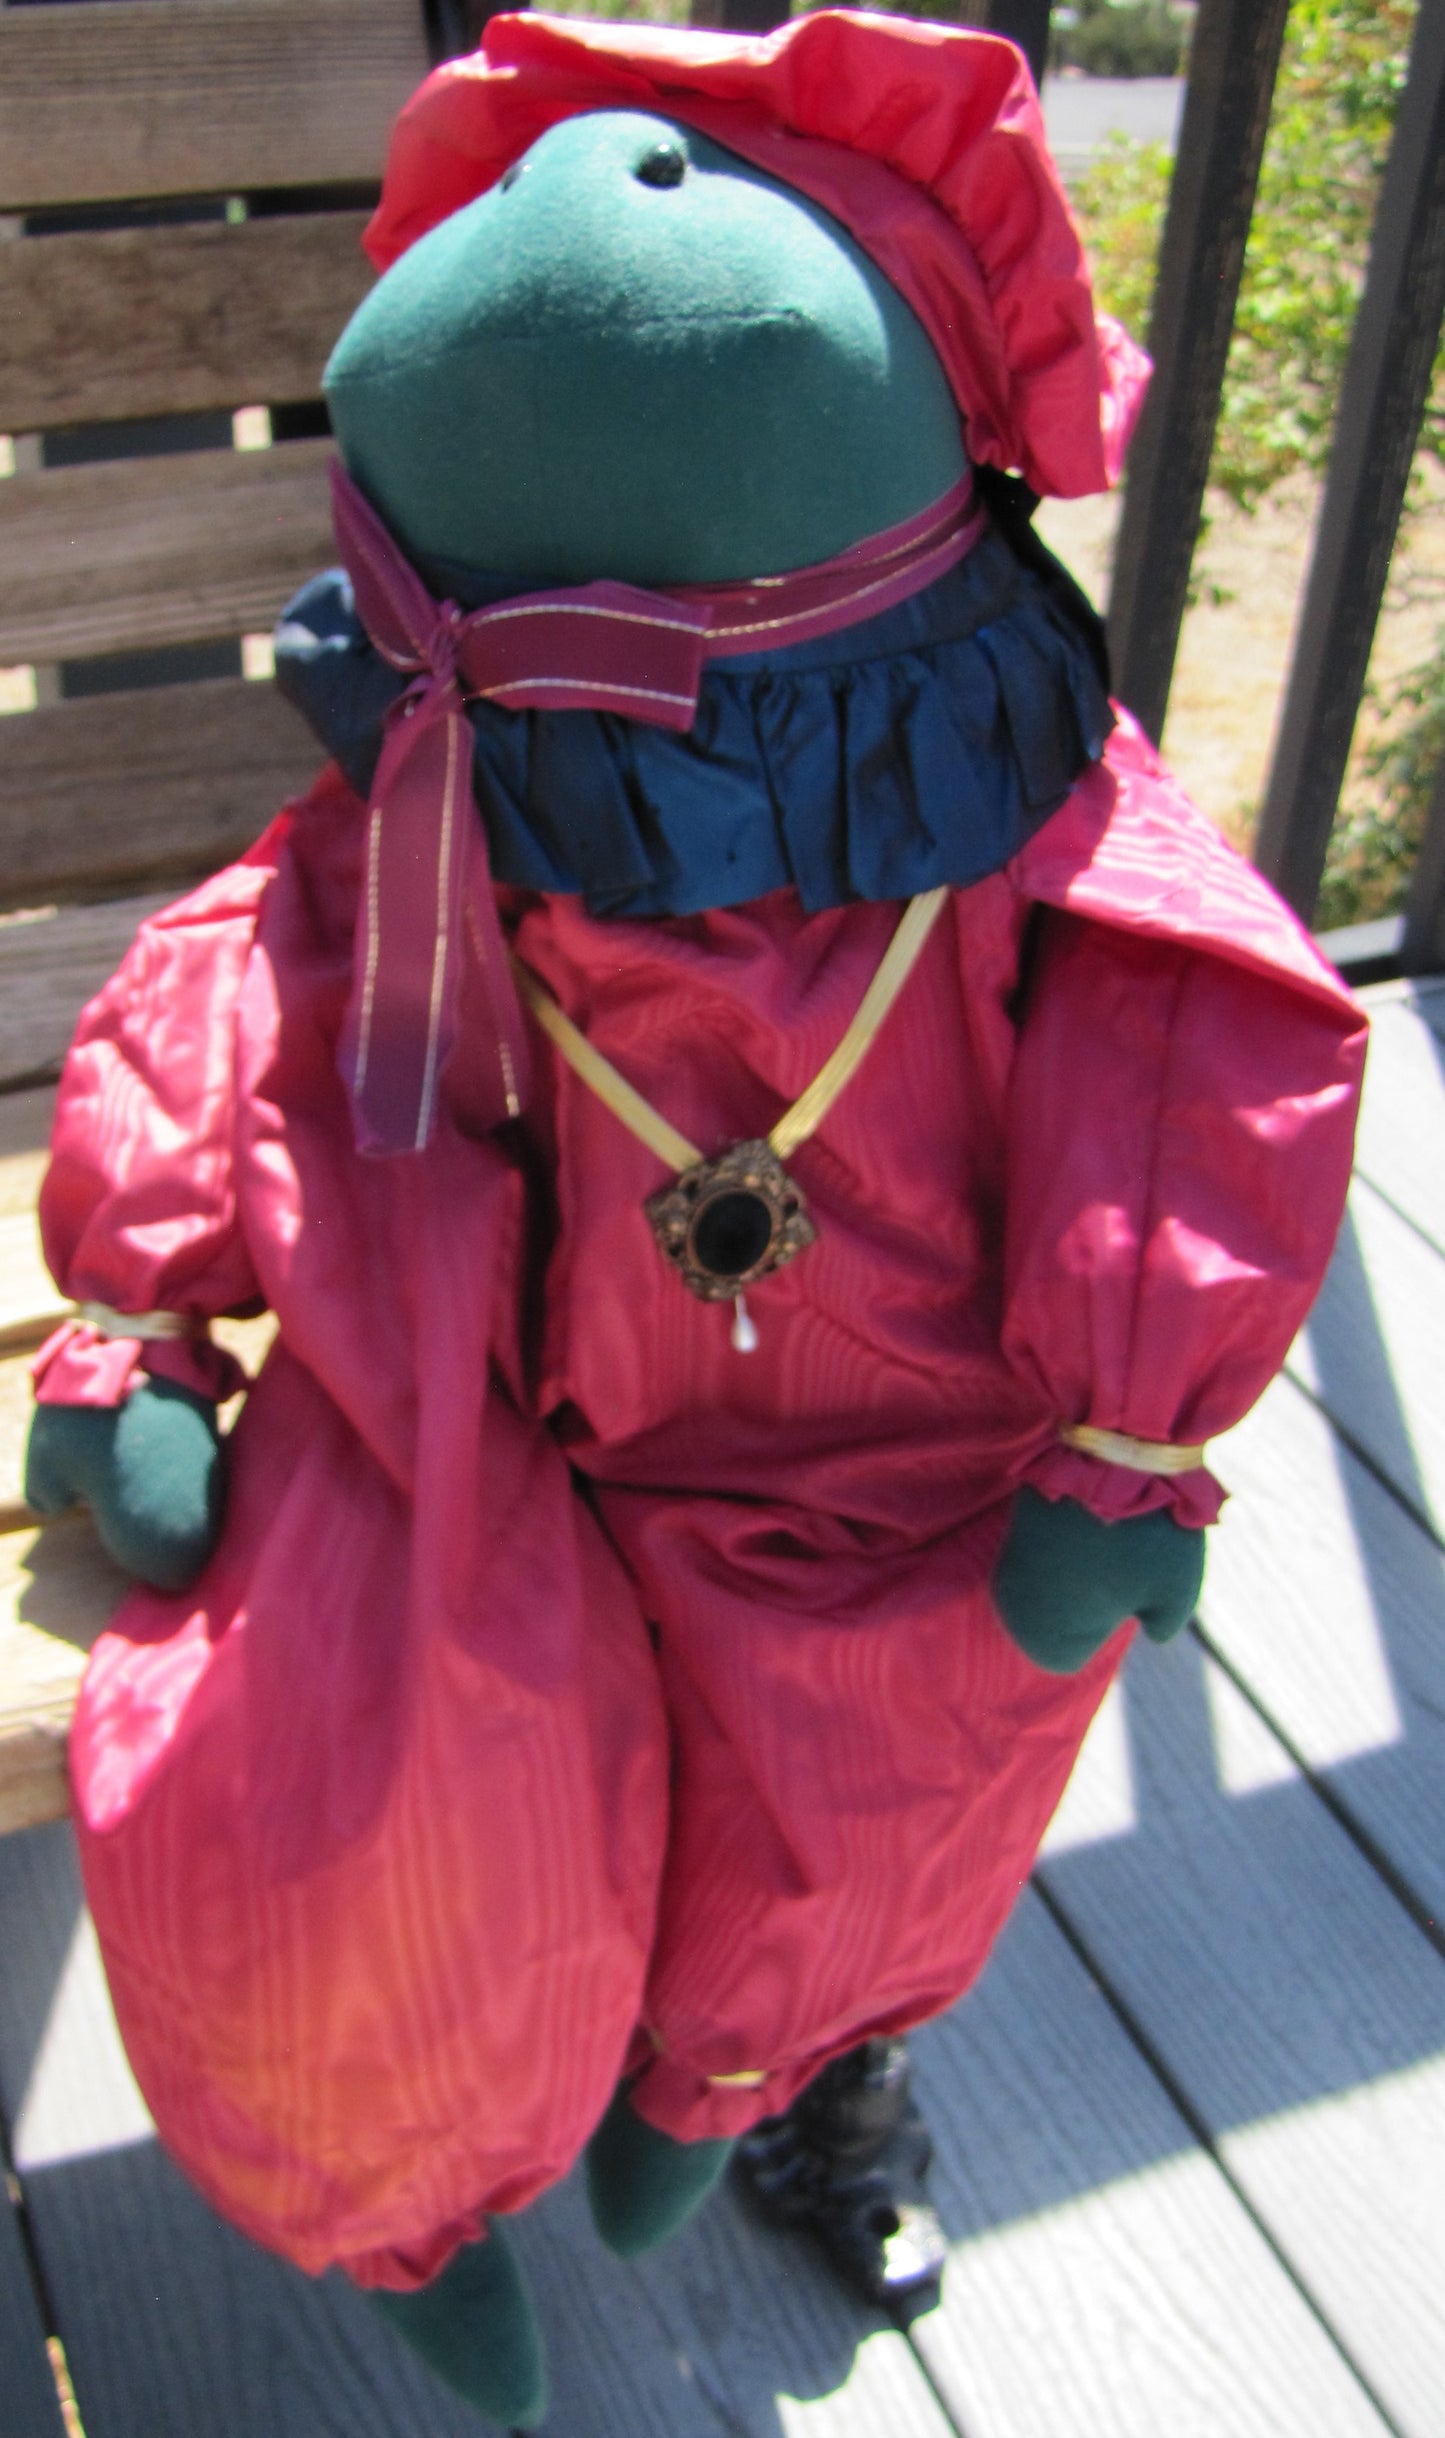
{"left": 1404, "top": 975, "right": 1445, "bottom": 1048}
{"left": 1037, "top": 1634, "right": 1445, "bottom": 2437}
{"left": 0, "top": 1820, "right": 956, "bottom": 2438}
{"left": 1290, "top": 1177, "right": 1445, "bottom": 1540}
{"left": 0, "top": 441, "right": 335, "bottom": 666}
{"left": 907, "top": 1887, "right": 1392, "bottom": 2437}
{"left": 0, "top": 0, "right": 426, "bottom": 212}
{"left": 1350, "top": 987, "right": 1445, "bottom": 1253}
{"left": 1202, "top": 1367, "right": 1445, "bottom": 1924}
{"left": 0, "top": 1304, "right": 277, "bottom": 1833}
{"left": 512, "top": 2168, "right": 956, "bottom": 2438}
{"left": 0, "top": 214, "right": 371, "bottom": 433}
{"left": 0, "top": 2171, "right": 69, "bottom": 2438}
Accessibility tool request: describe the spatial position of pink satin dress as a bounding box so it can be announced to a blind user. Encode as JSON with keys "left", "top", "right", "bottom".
{"left": 36, "top": 712, "right": 1364, "bottom": 2287}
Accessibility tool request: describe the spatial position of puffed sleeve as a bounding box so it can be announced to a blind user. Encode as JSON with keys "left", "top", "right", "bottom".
{"left": 1000, "top": 745, "right": 1367, "bottom": 1530}
{"left": 33, "top": 835, "right": 284, "bottom": 1409}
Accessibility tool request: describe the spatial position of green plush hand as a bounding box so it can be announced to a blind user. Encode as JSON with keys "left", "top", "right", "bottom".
{"left": 25, "top": 1378, "right": 226, "bottom": 1592}
{"left": 993, "top": 1486, "right": 1204, "bottom": 1675}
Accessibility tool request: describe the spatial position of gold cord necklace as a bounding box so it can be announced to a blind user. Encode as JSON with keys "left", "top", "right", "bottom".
{"left": 510, "top": 888, "right": 948, "bottom": 1350}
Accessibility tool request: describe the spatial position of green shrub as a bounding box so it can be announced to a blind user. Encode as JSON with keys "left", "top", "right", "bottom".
{"left": 1315, "top": 633, "right": 1445, "bottom": 930}
{"left": 1215, "top": 0, "right": 1421, "bottom": 512}
{"left": 1072, "top": 0, "right": 1445, "bottom": 925}
{"left": 1071, "top": 137, "right": 1172, "bottom": 338}
{"left": 544, "top": 0, "right": 688, "bottom": 22}
{"left": 1051, "top": 3, "right": 1189, "bottom": 80}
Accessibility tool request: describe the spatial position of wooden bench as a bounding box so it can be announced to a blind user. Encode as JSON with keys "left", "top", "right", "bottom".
{"left": 0, "top": 0, "right": 431, "bottom": 1830}
{"left": 0, "top": 1089, "right": 275, "bottom": 1833}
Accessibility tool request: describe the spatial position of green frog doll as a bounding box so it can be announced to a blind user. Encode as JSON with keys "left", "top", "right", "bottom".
{"left": 28, "top": 16, "right": 1364, "bottom": 2427}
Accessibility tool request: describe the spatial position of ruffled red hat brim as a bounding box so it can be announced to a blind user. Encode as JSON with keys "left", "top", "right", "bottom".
{"left": 362, "top": 8, "right": 1150, "bottom": 500}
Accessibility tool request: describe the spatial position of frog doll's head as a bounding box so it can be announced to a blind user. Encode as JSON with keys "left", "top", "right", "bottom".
{"left": 299, "top": 18, "right": 1146, "bottom": 1165}
{"left": 323, "top": 106, "right": 967, "bottom": 593}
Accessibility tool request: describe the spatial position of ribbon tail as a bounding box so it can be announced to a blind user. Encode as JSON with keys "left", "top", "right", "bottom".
{"left": 330, "top": 457, "right": 439, "bottom": 668}
{"left": 341, "top": 693, "right": 476, "bottom": 1153}
{"left": 449, "top": 806, "right": 533, "bottom": 1137}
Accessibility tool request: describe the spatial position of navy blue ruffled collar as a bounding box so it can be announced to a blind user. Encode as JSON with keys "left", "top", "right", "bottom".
{"left": 274, "top": 519, "right": 1111, "bottom": 920}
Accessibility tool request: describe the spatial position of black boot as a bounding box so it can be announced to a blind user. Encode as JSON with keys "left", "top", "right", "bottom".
{"left": 734, "top": 2037, "right": 946, "bottom": 2318}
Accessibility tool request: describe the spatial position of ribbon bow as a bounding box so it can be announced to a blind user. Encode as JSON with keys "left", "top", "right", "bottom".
{"left": 331, "top": 461, "right": 722, "bottom": 1152}
{"left": 329, "top": 458, "right": 985, "bottom": 1154}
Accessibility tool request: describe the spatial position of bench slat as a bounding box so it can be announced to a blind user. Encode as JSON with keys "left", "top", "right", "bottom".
{"left": 0, "top": 0, "right": 427, "bottom": 213}
{"left": 0, "top": 440, "right": 335, "bottom": 665}
{"left": 0, "top": 1521, "right": 124, "bottom": 1835}
{"left": 0, "top": 213, "right": 373, "bottom": 433}
{"left": 0, "top": 1313, "right": 273, "bottom": 1834}
{"left": 0, "top": 682, "right": 316, "bottom": 909}
{"left": 1, "top": 1347, "right": 39, "bottom": 1536}
{"left": 0, "top": 899, "right": 175, "bottom": 1091}
{"left": 0, "top": 1211, "right": 65, "bottom": 1358}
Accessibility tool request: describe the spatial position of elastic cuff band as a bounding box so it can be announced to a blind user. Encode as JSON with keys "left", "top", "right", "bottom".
{"left": 77, "top": 1302, "right": 202, "bottom": 1343}
{"left": 1058, "top": 1421, "right": 1208, "bottom": 1476}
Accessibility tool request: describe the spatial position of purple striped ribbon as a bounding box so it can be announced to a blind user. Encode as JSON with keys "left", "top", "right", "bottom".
{"left": 329, "top": 459, "right": 985, "bottom": 1153}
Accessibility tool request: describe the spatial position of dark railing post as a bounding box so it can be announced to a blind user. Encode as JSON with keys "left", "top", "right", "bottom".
{"left": 690, "top": 0, "right": 788, "bottom": 27}
{"left": 1105, "top": 0, "right": 1291, "bottom": 743}
{"left": 1253, "top": 0, "right": 1445, "bottom": 921}
{"left": 421, "top": 0, "right": 470, "bottom": 65}
{"left": 424, "top": 0, "right": 524, "bottom": 64}
{"left": 970, "top": 0, "right": 1052, "bottom": 88}
{"left": 1401, "top": 747, "right": 1445, "bottom": 974}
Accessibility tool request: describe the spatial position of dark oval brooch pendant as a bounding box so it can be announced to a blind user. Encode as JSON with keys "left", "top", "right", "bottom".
{"left": 644, "top": 1139, "right": 817, "bottom": 1301}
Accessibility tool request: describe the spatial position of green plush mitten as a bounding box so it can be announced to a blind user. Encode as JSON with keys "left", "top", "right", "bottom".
{"left": 25, "top": 1379, "right": 226, "bottom": 1592}
{"left": 369, "top": 2224, "right": 547, "bottom": 2429}
{"left": 585, "top": 2084, "right": 733, "bottom": 2259}
{"left": 992, "top": 1486, "right": 1205, "bottom": 1676}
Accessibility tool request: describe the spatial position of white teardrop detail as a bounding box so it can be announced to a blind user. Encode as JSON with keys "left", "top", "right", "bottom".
{"left": 731, "top": 1294, "right": 759, "bottom": 1354}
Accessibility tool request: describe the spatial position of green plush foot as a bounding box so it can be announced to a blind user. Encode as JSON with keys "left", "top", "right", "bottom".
{"left": 585, "top": 2085, "right": 733, "bottom": 2259}
{"left": 368, "top": 2224, "right": 547, "bottom": 2429}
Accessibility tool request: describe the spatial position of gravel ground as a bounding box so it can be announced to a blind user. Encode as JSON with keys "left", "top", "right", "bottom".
{"left": 1039, "top": 473, "right": 1445, "bottom": 857}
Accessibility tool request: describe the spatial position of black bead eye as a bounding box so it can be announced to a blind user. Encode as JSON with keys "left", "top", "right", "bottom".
{"left": 499, "top": 163, "right": 523, "bottom": 193}
{"left": 634, "top": 141, "right": 686, "bottom": 190}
